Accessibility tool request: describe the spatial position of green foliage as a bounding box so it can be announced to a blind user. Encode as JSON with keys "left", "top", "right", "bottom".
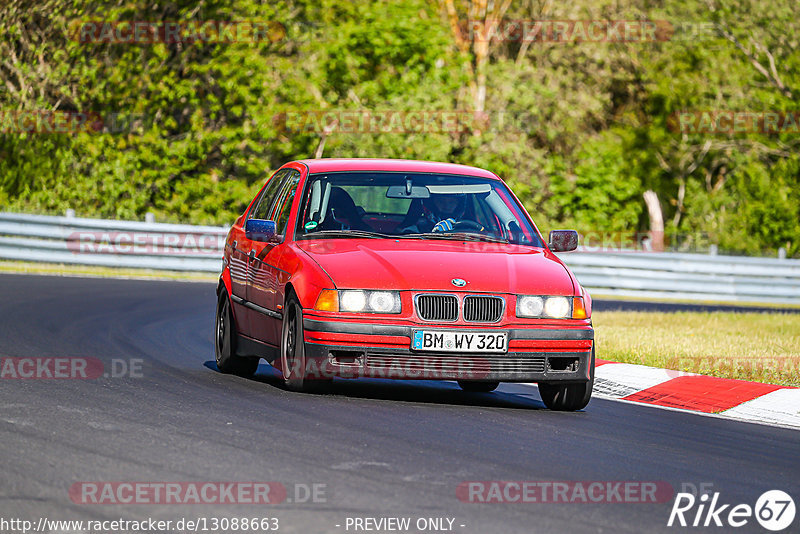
{"left": 0, "top": 0, "right": 798, "bottom": 255}
{"left": 550, "top": 130, "right": 643, "bottom": 234}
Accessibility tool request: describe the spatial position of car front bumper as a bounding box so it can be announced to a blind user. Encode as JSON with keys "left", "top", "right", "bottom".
{"left": 301, "top": 318, "right": 594, "bottom": 383}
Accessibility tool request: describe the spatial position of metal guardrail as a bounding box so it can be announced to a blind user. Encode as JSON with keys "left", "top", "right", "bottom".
{"left": 1, "top": 211, "right": 799, "bottom": 305}
{"left": 0, "top": 212, "right": 226, "bottom": 273}
{"left": 559, "top": 251, "right": 800, "bottom": 305}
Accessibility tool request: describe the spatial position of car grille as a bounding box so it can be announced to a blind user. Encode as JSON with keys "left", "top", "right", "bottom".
{"left": 414, "top": 294, "right": 505, "bottom": 322}
{"left": 365, "top": 353, "right": 546, "bottom": 378}
{"left": 415, "top": 294, "right": 458, "bottom": 322}
{"left": 463, "top": 295, "right": 504, "bottom": 323}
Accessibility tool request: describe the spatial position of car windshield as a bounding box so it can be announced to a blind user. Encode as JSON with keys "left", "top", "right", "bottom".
{"left": 295, "top": 172, "right": 544, "bottom": 247}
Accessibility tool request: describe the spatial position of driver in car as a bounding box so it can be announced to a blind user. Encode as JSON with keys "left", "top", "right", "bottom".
{"left": 401, "top": 192, "right": 482, "bottom": 233}
{"left": 429, "top": 192, "right": 466, "bottom": 232}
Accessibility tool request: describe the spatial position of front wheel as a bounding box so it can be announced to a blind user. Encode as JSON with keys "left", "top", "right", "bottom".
{"left": 281, "top": 292, "right": 331, "bottom": 392}
{"left": 538, "top": 348, "right": 594, "bottom": 411}
{"left": 215, "top": 290, "right": 259, "bottom": 377}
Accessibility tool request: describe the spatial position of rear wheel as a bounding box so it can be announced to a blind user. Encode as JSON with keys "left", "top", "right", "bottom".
{"left": 215, "top": 290, "right": 259, "bottom": 377}
{"left": 458, "top": 380, "right": 499, "bottom": 393}
{"left": 281, "top": 292, "right": 331, "bottom": 392}
{"left": 538, "top": 348, "right": 594, "bottom": 411}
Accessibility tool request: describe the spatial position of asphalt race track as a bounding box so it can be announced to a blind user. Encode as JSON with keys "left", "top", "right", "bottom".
{"left": 1, "top": 273, "right": 798, "bottom": 534}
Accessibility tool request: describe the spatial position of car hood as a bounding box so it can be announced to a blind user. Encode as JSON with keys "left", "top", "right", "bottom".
{"left": 295, "top": 239, "right": 576, "bottom": 295}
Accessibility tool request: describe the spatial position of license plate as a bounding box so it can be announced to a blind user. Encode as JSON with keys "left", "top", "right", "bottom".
{"left": 412, "top": 330, "right": 508, "bottom": 353}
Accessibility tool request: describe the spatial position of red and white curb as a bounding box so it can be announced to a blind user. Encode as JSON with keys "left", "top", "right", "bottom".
{"left": 591, "top": 359, "right": 800, "bottom": 429}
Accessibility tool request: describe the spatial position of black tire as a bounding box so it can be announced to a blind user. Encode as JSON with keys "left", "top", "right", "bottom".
{"left": 215, "top": 289, "right": 259, "bottom": 377}
{"left": 458, "top": 380, "right": 499, "bottom": 393}
{"left": 281, "top": 292, "right": 331, "bottom": 392}
{"left": 538, "top": 348, "right": 595, "bottom": 411}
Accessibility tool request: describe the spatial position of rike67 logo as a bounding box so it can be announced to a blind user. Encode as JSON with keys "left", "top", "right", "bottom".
{"left": 668, "top": 489, "right": 796, "bottom": 531}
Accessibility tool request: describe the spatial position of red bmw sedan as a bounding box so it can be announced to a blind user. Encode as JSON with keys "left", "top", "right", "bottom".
{"left": 215, "top": 158, "right": 594, "bottom": 410}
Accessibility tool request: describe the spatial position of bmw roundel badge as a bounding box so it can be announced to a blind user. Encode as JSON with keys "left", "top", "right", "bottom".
{"left": 451, "top": 278, "right": 467, "bottom": 287}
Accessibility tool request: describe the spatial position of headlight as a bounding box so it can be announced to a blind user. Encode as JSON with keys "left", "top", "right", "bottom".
{"left": 517, "top": 296, "right": 544, "bottom": 317}
{"left": 543, "top": 296, "right": 570, "bottom": 318}
{"left": 339, "top": 290, "right": 401, "bottom": 314}
{"left": 517, "top": 295, "right": 585, "bottom": 319}
{"left": 368, "top": 291, "right": 397, "bottom": 313}
{"left": 340, "top": 290, "right": 367, "bottom": 312}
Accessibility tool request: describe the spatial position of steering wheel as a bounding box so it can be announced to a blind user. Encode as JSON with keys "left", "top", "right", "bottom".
{"left": 450, "top": 220, "right": 484, "bottom": 233}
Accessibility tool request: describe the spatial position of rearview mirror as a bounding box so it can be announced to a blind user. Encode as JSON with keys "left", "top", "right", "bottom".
{"left": 549, "top": 230, "right": 579, "bottom": 252}
{"left": 246, "top": 219, "right": 277, "bottom": 242}
{"left": 386, "top": 185, "right": 430, "bottom": 199}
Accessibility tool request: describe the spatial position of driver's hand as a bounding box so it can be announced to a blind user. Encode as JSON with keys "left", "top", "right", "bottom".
{"left": 432, "top": 218, "right": 456, "bottom": 233}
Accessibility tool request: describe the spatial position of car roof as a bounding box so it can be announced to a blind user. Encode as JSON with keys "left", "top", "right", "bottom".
{"left": 293, "top": 158, "right": 501, "bottom": 180}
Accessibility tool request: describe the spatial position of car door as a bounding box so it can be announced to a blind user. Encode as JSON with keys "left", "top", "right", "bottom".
{"left": 233, "top": 169, "right": 290, "bottom": 338}
{"left": 228, "top": 226, "right": 254, "bottom": 337}
{"left": 247, "top": 169, "right": 301, "bottom": 346}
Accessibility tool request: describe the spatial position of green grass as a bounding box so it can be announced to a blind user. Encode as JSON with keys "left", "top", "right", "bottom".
{"left": 594, "top": 311, "right": 800, "bottom": 387}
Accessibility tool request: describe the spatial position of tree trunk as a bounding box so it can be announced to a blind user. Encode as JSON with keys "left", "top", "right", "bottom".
{"left": 643, "top": 190, "right": 664, "bottom": 252}
{"left": 439, "top": 0, "right": 512, "bottom": 115}
{"left": 313, "top": 119, "right": 338, "bottom": 159}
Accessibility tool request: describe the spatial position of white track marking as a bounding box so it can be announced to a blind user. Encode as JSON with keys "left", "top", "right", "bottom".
{"left": 593, "top": 363, "right": 696, "bottom": 399}
{"left": 720, "top": 388, "right": 800, "bottom": 428}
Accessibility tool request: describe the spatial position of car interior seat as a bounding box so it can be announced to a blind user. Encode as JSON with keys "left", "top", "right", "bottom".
{"left": 320, "top": 187, "right": 370, "bottom": 231}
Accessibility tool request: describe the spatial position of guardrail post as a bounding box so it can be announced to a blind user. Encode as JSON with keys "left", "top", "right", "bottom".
{"left": 65, "top": 209, "right": 75, "bottom": 218}
{"left": 145, "top": 212, "right": 155, "bottom": 224}
{"left": 709, "top": 244, "right": 718, "bottom": 256}
{"left": 779, "top": 248, "right": 787, "bottom": 260}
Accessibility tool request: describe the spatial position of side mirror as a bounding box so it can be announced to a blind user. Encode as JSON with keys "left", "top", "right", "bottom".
{"left": 549, "top": 230, "right": 579, "bottom": 252}
{"left": 245, "top": 219, "right": 277, "bottom": 242}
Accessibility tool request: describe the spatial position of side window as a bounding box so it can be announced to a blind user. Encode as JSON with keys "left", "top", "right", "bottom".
{"left": 270, "top": 170, "right": 301, "bottom": 235}
{"left": 250, "top": 169, "right": 289, "bottom": 220}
